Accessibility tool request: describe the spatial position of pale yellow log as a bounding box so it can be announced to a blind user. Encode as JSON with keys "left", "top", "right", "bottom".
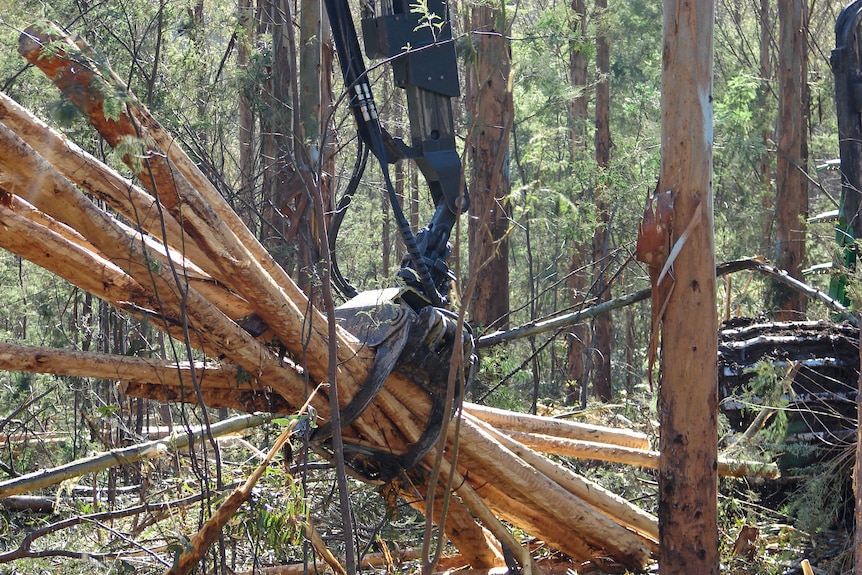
{"left": 469, "top": 415, "right": 658, "bottom": 542}
{"left": 0, "top": 342, "right": 288, "bottom": 414}
{"left": 472, "top": 479, "right": 597, "bottom": 562}
{"left": 0, "top": 195, "right": 156, "bottom": 310}
{"left": 505, "top": 429, "right": 779, "bottom": 479}
{"left": 0, "top": 91, "right": 211, "bottom": 268}
{"left": 0, "top": 342, "right": 239, "bottom": 387}
{"left": 17, "top": 27, "right": 407, "bottom": 456}
{"left": 382, "top": 376, "right": 612, "bottom": 569}
{"left": 455, "top": 418, "right": 652, "bottom": 570}
{"left": 20, "top": 24, "right": 371, "bottom": 391}
{"left": 0, "top": 131, "right": 311, "bottom": 411}
{"left": 4, "top": 192, "right": 252, "bottom": 320}
{"left": 464, "top": 403, "right": 650, "bottom": 450}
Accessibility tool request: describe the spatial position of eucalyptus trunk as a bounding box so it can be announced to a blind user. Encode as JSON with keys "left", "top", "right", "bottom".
{"left": 467, "top": 2, "right": 512, "bottom": 332}
{"left": 566, "top": 0, "right": 590, "bottom": 404}
{"left": 656, "top": 0, "right": 719, "bottom": 572}
{"left": 592, "top": 0, "right": 612, "bottom": 401}
{"left": 771, "top": 0, "right": 808, "bottom": 319}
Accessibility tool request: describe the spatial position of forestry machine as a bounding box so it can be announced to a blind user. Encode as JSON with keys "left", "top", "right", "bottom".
{"left": 324, "top": 0, "right": 465, "bottom": 310}
{"left": 309, "top": 0, "right": 474, "bottom": 480}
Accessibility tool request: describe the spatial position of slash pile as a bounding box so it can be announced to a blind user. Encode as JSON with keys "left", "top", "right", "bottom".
{"left": 0, "top": 22, "right": 670, "bottom": 572}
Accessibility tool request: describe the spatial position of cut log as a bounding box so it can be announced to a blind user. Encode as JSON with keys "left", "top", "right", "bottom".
{"left": 471, "top": 417, "right": 659, "bottom": 542}
{"left": 0, "top": 413, "right": 271, "bottom": 498}
{"left": 0, "top": 91, "right": 212, "bottom": 268}
{"left": 455, "top": 417, "right": 653, "bottom": 569}
{"left": 0, "top": 495, "right": 56, "bottom": 513}
{"left": 18, "top": 23, "right": 375, "bottom": 394}
{"left": 504, "top": 429, "right": 780, "bottom": 479}
{"left": 0, "top": 22, "right": 681, "bottom": 571}
{"left": 0, "top": 127, "right": 313, "bottom": 412}
{"left": 0, "top": 342, "right": 289, "bottom": 413}
{"left": 464, "top": 403, "right": 649, "bottom": 449}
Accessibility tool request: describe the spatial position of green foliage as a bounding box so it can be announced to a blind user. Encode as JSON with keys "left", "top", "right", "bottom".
{"left": 0, "top": 0, "right": 851, "bottom": 570}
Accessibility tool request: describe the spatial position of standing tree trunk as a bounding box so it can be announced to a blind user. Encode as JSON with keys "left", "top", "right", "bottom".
{"left": 857, "top": 322, "right": 862, "bottom": 574}
{"left": 771, "top": 0, "right": 808, "bottom": 319}
{"left": 237, "top": 0, "right": 257, "bottom": 233}
{"left": 260, "top": 0, "right": 296, "bottom": 269}
{"left": 591, "top": 0, "right": 612, "bottom": 401}
{"left": 566, "top": 0, "right": 590, "bottom": 404}
{"left": 656, "top": 0, "right": 719, "bottom": 572}
{"left": 298, "top": 0, "right": 329, "bottom": 303}
{"left": 467, "top": 2, "right": 512, "bottom": 332}
{"left": 757, "top": 0, "right": 773, "bottom": 253}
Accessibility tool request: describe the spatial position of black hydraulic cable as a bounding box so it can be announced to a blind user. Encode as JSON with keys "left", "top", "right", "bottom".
{"left": 329, "top": 140, "right": 369, "bottom": 299}
{"left": 323, "top": 0, "right": 442, "bottom": 306}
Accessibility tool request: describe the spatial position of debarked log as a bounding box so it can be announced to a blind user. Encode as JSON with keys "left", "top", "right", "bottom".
{"left": 0, "top": 342, "right": 290, "bottom": 413}
{"left": 504, "top": 429, "right": 780, "bottom": 479}
{"left": 0, "top": 413, "right": 272, "bottom": 498}
{"left": 464, "top": 403, "right": 649, "bottom": 450}
{"left": 0, "top": 22, "right": 678, "bottom": 571}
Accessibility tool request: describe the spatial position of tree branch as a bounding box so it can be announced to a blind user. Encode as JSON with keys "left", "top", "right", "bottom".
{"left": 477, "top": 257, "right": 857, "bottom": 348}
{"left": 0, "top": 413, "right": 271, "bottom": 498}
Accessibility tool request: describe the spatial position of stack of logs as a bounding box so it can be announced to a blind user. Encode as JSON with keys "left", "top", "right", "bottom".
{"left": 0, "top": 22, "right": 774, "bottom": 572}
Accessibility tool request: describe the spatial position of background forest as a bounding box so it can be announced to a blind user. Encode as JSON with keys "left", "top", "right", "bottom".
{"left": 0, "top": 0, "right": 852, "bottom": 573}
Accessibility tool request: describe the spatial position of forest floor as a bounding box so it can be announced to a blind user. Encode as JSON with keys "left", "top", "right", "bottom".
{"left": 0, "top": 319, "right": 859, "bottom": 574}
{"left": 0, "top": 398, "right": 856, "bottom": 575}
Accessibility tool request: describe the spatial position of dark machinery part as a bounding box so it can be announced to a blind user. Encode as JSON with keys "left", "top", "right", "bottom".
{"left": 311, "top": 287, "right": 476, "bottom": 482}
{"left": 324, "top": 0, "right": 468, "bottom": 307}
{"left": 316, "top": 0, "right": 481, "bottom": 503}
{"left": 829, "top": 0, "right": 862, "bottom": 304}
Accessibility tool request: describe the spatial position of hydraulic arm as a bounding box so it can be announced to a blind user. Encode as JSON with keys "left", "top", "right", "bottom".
{"left": 830, "top": 0, "right": 862, "bottom": 304}
{"left": 312, "top": 0, "right": 475, "bottom": 481}
{"left": 324, "top": 0, "right": 467, "bottom": 308}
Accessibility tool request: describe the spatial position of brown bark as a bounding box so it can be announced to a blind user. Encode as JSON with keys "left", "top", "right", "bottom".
{"left": 856, "top": 320, "right": 862, "bottom": 574}
{"left": 566, "top": 0, "right": 590, "bottom": 403}
{"left": 2, "top": 23, "right": 661, "bottom": 570}
{"left": 467, "top": 4, "right": 512, "bottom": 332}
{"left": 8, "top": 33, "right": 487, "bottom": 563}
{"left": 591, "top": 0, "right": 612, "bottom": 402}
{"left": 19, "top": 23, "right": 375, "bottom": 395}
{"left": 772, "top": 0, "right": 808, "bottom": 319}
{"left": 758, "top": 0, "right": 773, "bottom": 252}
{"left": 656, "top": 0, "right": 719, "bottom": 572}
{"left": 237, "top": 0, "right": 257, "bottom": 231}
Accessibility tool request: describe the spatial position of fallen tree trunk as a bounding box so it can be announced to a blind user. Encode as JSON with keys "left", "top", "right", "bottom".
{"left": 0, "top": 34, "right": 510, "bottom": 566}
{"left": 477, "top": 258, "right": 859, "bottom": 348}
{"left": 504, "top": 430, "right": 780, "bottom": 479}
{"left": 0, "top": 22, "right": 761, "bottom": 572}
{"left": 0, "top": 413, "right": 271, "bottom": 499}
{"left": 464, "top": 403, "right": 649, "bottom": 449}
{"left": 0, "top": 342, "right": 290, "bottom": 413}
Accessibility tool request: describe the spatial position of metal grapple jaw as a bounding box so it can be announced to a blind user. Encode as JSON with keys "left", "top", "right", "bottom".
{"left": 311, "top": 286, "right": 475, "bottom": 481}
